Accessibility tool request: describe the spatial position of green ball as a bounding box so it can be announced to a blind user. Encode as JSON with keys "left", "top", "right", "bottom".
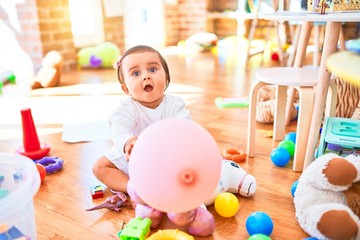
{"left": 248, "top": 234, "right": 272, "bottom": 240}
{"left": 278, "top": 140, "right": 295, "bottom": 158}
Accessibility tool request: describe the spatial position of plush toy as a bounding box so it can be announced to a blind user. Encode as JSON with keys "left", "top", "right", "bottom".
{"left": 31, "top": 50, "right": 63, "bottom": 89}
{"left": 77, "top": 42, "right": 121, "bottom": 68}
{"left": 294, "top": 153, "right": 360, "bottom": 240}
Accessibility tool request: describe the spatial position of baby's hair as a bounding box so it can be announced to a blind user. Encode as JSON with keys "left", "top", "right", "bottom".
{"left": 116, "top": 45, "right": 170, "bottom": 90}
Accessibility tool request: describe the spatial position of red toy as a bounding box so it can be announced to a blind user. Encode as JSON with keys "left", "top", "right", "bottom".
{"left": 16, "top": 108, "right": 50, "bottom": 160}
{"left": 90, "top": 185, "right": 104, "bottom": 199}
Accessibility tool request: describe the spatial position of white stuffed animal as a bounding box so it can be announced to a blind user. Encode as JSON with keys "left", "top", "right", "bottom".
{"left": 294, "top": 153, "right": 360, "bottom": 240}
{"left": 205, "top": 160, "right": 257, "bottom": 205}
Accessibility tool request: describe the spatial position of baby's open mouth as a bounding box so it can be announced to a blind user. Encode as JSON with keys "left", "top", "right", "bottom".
{"left": 144, "top": 85, "right": 153, "bottom": 92}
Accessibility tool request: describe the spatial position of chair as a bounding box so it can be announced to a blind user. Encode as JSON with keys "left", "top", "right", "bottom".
{"left": 247, "top": 67, "right": 337, "bottom": 171}
{"left": 244, "top": 0, "right": 286, "bottom": 65}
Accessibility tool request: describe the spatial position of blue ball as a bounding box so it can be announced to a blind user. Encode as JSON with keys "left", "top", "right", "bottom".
{"left": 284, "top": 132, "right": 296, "bottom": 144}
{"left": 246, "top": 211, "right": 274, "bottom": 236}
{"left": 291, "top": 180, "right": 299, "bottom": 197}
{"left": 303, "top": 238, "right": 318, "bottom": 240}
{"left": 270, "top": 148, "right": 290, "bottom": 167}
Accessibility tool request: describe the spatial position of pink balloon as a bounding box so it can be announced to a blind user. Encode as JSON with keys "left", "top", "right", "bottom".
{"left": 129, "top": 119, "right": 222, "bottom": 213}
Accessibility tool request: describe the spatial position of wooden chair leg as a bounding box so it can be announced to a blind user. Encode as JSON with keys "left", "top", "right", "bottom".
{"left": 247, "top": 81, "right": 267, "bottom": 157}
{"left": 274, "top": 85, "right": 287, "bottom": 141}
{"left": 325, "top": 79, "right": 337, "bottom": 117}
{"left": 293, "top": 87, "right": 314, "bottom": 171}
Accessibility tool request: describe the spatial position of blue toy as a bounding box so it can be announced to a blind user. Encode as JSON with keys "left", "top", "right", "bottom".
{"left": 284, "top": 132, "right": 296, "bottom": 144}
{"left": 270, "top": 148, "right": 290, "bottom": 167}
{"left": 291, "top": 180, "right": 298, "bottom": 197}
{"left": 246, "top": 211, "right": 274, "bottom": 236}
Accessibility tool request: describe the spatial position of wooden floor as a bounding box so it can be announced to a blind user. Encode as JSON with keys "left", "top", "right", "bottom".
{"left": 0, "top": 47, "right": 311, "bottom": 239}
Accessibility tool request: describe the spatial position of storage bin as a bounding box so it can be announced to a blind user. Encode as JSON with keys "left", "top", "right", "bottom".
{"left": 0, "top": 153, "right": 40, "bottom": 239}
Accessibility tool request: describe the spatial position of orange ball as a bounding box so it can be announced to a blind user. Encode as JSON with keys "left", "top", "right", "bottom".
{"left": 36, "top": 163, "right": 46, "bottom": 182}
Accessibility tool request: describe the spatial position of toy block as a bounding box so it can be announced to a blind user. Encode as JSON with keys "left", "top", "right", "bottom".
{"left": 7, "top": 226, "right": 25, "bottom": 239}
{"left": 118, "top": 217, "right": 152, "bottom": 240}
{"left": 90, "top": 185, "right": 104, "bottom": 199}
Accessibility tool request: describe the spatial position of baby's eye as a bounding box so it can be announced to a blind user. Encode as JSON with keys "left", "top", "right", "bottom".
{"left": 149, "top": 67, "right": 157, "bottom": 73}
{"left": 132, "top": 71, "right": 140, "bottom": 77}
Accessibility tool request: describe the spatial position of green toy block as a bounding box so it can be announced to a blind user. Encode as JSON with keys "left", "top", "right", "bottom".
{"left": 118, "top": 217, "right": 151, "bottom": 240}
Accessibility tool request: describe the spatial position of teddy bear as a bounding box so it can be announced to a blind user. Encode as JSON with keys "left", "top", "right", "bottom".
{"left": 294, "top": 153, "right": 360, "bottom": 240}
{"left": 31, "top": 50, "right": 63, "bottom": 89}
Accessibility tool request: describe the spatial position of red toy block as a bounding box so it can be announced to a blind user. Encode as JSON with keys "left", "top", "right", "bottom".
{"left": 91, "top": 185, "right": 104, "bottom": 199}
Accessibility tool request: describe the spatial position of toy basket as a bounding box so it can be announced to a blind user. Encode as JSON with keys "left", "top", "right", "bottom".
{"left": 0, "top": 153, "right": 40, "bottom": 239}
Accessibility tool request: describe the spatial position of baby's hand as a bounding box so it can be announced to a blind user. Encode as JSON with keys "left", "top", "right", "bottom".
{"left": 124, "top": 136, "right": 137, "bottom": 161}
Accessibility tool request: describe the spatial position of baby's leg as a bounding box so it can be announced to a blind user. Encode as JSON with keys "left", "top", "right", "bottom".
{"left": 92, "top": 156, "right": 129, "bottom": 192}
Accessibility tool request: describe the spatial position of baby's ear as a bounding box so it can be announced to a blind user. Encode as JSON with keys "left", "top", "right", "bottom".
{"left": 121, "top": 84, "right": 129, "bottom": 94}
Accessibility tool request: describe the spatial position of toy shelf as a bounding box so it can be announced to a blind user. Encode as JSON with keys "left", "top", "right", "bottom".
{"left": 316, "top": 117, "right": 360, "bottom": 157}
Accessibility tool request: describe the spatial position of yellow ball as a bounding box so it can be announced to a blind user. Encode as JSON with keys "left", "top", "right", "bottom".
{"left": 214, "top": 192, "right": 239, "bottom": 217}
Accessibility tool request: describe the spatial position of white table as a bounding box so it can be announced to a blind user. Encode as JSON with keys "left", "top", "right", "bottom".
{"left": 260, "top": 11, "right": 360, "bottom": 170}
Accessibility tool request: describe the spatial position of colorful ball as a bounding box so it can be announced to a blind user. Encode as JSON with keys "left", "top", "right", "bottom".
{"left": 291, "top": 180, "right": 298, "bottom": 197}
{"left": 278, "top": 140, "right": 295, "bottom": 158}
{"left": 214, "top": 192, "right": 239, "bottom": 217}
{"left": 270, "top": 148, "right": 290, "bottom": 167}
{"left": 284, "top": 132, "right": 296, "bottom": 144}
{"left": 246, "top": 211, "right": 274, "bottom": 236}
{"left": 248, "top": 234, "right": 272, "bottom": 240}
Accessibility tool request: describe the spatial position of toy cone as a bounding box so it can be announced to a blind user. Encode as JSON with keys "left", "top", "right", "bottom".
{"left": 16, "top": 108, "right": 50, "bottom": 160}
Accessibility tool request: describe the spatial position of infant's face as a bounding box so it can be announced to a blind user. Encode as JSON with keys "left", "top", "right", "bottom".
{"left": 121, "top": 51, "right": 167, "bottom": 109}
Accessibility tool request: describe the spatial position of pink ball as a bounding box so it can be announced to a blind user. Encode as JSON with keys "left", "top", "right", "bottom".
{"left": 129, "top": 119, "right": 222, "bottom": 213}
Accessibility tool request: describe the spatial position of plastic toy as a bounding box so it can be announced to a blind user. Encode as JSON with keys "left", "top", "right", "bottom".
{"left": 270, "top": 148, "right": 290, "bottom": 167}
{"left": 0, "top": 225, "right": 29, "bottom": 240}
{"left": 205, "top": 160, "right": 256, "bottom": 206}
{"left": 278, "top": 140, "right": 295, "bottom": 158}
{"left": 86, "top": 191, "right": 131, "bottom": 211}
{"left": 35, "top": 163, "right": 46, "bottom": 182}
{"left": 294, "top": 153, "right": 360, "bottom": 239}
{"left": 215, "top": 97, "right": 249, "bottom": 108}
{"left": 16, "top": 108, "right": 50, "bottom": 160}
{"left": 146, "top": 229, "right": 194, "bottom": 240}
{"left": 178, "top": 32, "right": 218, "bottom": 52}
{"left": 246, "top": 211, "right": 274, "bottom": 236}
{"left": 284, "top": 132, "right": 296, "bottom": 144}
{"left": 35, "top": 156, "right": 64, "bottom": 174}
{"left": 222, "top": 148, "right": 247, "bottom": 162}
{"left": 291, "top": 180, "right": 298, "bottom": 198}
{"left": 214, "top": 192, "right": 239, "bottom": 217}
{"left": 118, "top": 217, "right": 151, "bottom": 240}
{"left": 89, "top": 185, "right": 104, "bottom": 200}
{"left": 129, "top": 119, "right": 222, "bottom": 213}
{"left": 0, "top": 70, "right": 16, "bottom": 93}
{"left": 77, "top": 42, "right": 121, "bottom": 68}
{"left": 248, "top": 234, "right": 272, "bottom": 240}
